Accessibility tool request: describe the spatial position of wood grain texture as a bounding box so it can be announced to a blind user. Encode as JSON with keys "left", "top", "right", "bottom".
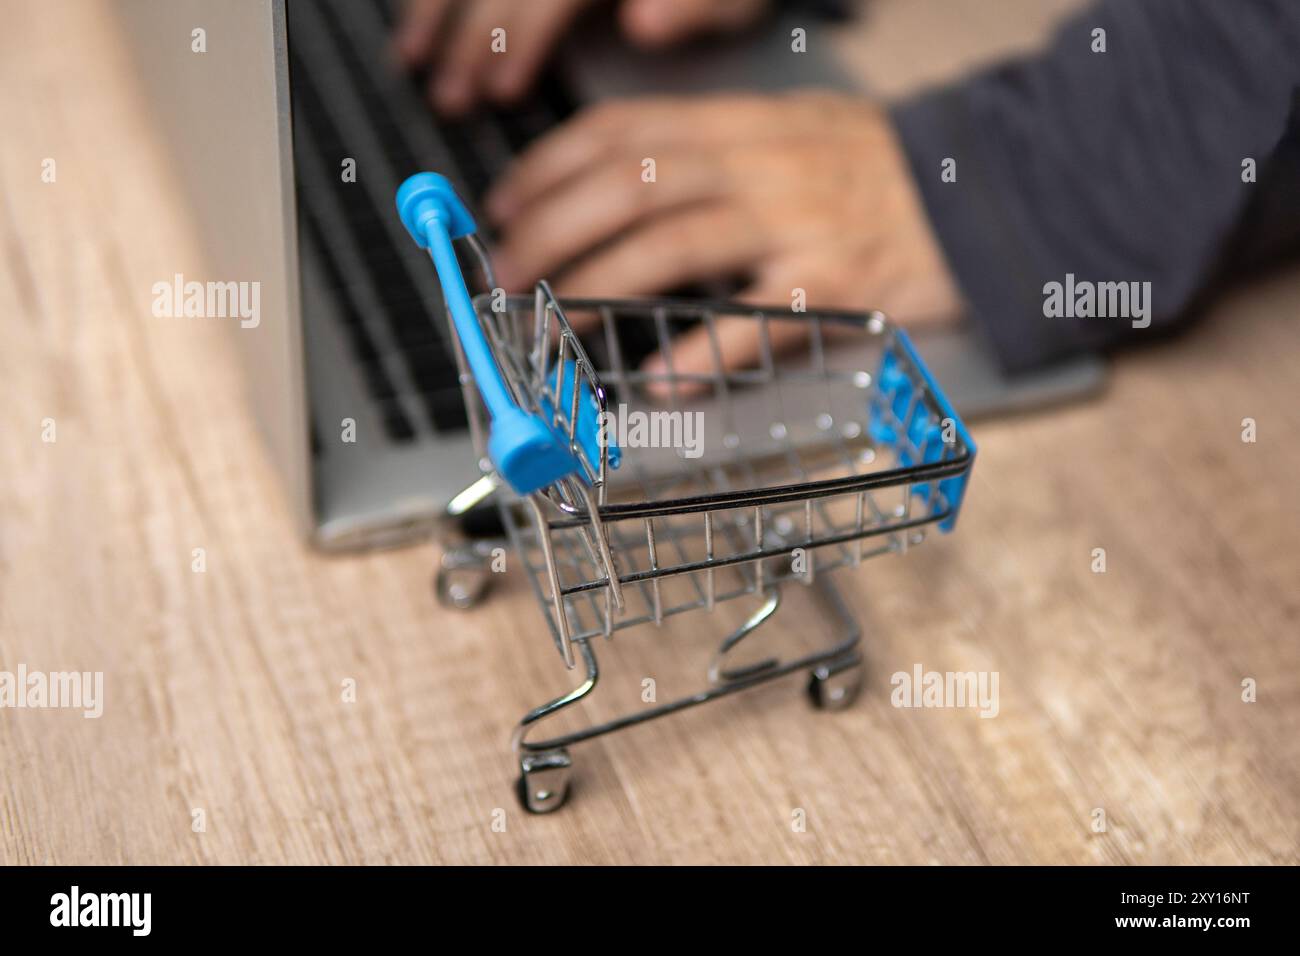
{"left": 0, "top": 0, "right": 1296, "bottom": 865}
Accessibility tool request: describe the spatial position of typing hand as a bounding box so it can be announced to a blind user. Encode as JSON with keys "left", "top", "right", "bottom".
{"left": 396, "top": 0, "right": 770, "bottom": 115}
{"left": 486, "top": 92, "right": 963, "bottom": 388}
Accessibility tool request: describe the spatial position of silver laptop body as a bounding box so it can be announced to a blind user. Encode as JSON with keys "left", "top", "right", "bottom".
{"left": 118, "top": 0, "right": 1103, "bottom": 551}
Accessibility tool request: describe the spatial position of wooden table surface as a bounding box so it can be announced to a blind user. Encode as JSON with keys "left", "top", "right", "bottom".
{"left": 2, "top": 0, "right": 1297, "bottom": 865}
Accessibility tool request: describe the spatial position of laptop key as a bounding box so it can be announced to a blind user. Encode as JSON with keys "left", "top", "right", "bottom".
{"left": 289, "top": 0, "right": 582, "bottom": 441}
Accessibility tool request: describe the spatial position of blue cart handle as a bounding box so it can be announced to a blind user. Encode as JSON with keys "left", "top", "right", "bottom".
{"left": 396, "top": 172, "right": 584, "bottom": 495}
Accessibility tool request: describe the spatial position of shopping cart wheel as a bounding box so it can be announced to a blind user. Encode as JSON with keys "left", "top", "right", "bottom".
{"left": 434, "top": 540, "right": 497, "bottom": 610}
{"left": 516, "top": 749, "right": 573, "bottom": 814}
{"left": 807, "top": 658, "right": 863, "bottom": 711}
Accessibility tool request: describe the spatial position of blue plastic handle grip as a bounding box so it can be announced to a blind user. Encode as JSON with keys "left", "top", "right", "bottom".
{"left": 868, "top": 328, "right": 976, "bottom": 532}
{"left": 396, "top": 172, "right": 586, "bottom": 495}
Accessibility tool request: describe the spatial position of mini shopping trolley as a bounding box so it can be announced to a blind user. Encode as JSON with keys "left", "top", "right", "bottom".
{"left": 396, "top": 173, "right": 976, "bottom": 812}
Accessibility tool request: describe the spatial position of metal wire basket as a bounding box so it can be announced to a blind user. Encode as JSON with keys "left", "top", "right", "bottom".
{"left": 397, "top": 173, "right": 976, "bottom": 812}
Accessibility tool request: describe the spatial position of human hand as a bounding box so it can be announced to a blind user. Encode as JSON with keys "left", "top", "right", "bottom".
{"left": 395, "top": 0, "right": 769, "bottom": 115}
{"left": 486, "top": 92, "right": 964, "bottom": 386}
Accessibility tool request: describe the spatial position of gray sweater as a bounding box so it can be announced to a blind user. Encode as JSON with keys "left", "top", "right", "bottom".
{"left": 891, "top": 0, "right": 1300, "bottom": 372}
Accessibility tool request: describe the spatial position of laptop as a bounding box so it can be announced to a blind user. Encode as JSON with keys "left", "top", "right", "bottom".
{"left": 118, "top": 0, "right": 1104, "bottom": 551}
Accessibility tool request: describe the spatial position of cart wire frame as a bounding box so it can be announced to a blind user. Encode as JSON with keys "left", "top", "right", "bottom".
{"left": 398, "top": 172, "right": 975, "bottom": 812}
{"left": 469, "top": 287, "right": 976, "bottom": 660}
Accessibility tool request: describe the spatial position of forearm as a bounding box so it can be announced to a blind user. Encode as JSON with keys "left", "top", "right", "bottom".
{"left": 891, "top": 0, "right": 1300, "bottom": 371}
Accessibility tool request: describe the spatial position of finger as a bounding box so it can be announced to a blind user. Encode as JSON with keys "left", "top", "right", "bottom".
{"left": 493, "top": 151, "right": 725, "bottom": 288}
{"left": 620, "top": 0, "right": 767, "bottom": 48}
{"left": 487, "top": 94, "right": 775, "bottom": 220}
{"left": 393, "top": 0, "right": 454, "bottom": 66}
{"left": 552, "top": 204, "right": 761, "bottom": 339}
{"left": 428, "top": 0, "right": 510, "bottom": 114}
{"left": 484, "top": 0, "right": 588, "bottom": 104}
{"left": 553, "top": 204, "right": 765, "bottom": 297}
{"left": 487, "top": 99, "right": 688, "bottom": 220}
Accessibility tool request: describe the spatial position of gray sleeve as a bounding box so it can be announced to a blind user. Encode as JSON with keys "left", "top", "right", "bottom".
{"left": 889, "top": 0, "right": 1300, "bottom": 372}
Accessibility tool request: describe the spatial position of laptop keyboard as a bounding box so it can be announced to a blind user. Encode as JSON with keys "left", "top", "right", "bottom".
{"left": 286, "top": 0, "right": 577, "bottom": 446}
